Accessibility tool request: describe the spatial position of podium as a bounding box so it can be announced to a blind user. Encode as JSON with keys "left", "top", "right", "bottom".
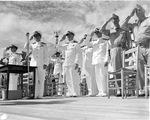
{"left": 0, "top": 65, "right": 37, "bottom": 100}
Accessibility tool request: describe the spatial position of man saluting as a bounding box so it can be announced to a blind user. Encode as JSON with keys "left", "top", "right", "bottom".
{"left": 57, "top": 31, "right": 82, "bottom": 97}
{"left": 3, "top": 44, "right": 21, "bottom": 90}
{"left": 24, "top": 31, "right": 49, "bottom": 98}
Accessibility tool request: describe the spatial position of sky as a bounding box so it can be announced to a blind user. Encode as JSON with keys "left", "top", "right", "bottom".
{"left": 0, "top": 0, "right": 150, "bottom": 57}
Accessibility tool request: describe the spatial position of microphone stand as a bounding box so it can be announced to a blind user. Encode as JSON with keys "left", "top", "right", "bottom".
{"left": 26, "top": 33, "right": 30, "bottom": 98}
{"left": 54, "top": 31, "right": 61, "bottom": 52}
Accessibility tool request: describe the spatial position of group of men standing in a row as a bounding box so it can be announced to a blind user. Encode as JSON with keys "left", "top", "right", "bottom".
{"left": 1, "top": 4, "right": 150, "bottom": 99}
{"left": 53, "top": 4, "right": 150, "bottom": 97}
{"left": 56, "top": 29, "right": 110, "bottom": 97}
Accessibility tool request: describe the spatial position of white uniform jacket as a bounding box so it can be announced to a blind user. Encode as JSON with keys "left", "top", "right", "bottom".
{"left": 25, "top": 41, "right": 49, "bottom": 67}
{"left": 86, "top": 38, "right": 110, "bottom": 65}
{"left": 82, "top": 46, "right": 93, "bottom": 67}
{"left": 3, "top": 50, "right": 21, "bottom": 65}
{"left": 57, "top": 41, "right": 82, "bottom": 68}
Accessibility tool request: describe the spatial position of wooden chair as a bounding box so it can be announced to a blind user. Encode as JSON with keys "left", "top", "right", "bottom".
{"left": 80, "top": 78, "right": 88, "bottom": 96}
{"left": 44, "top": 75, "right": 55, "bottom": 96}
{"left": 107, "top": 46, "right": 139, "bottom": 99}
{"left": 55, "top": 73, "right": 67, "bottom": 96}
{"left": 144, "top": 65, "right": 150, "bottom": 99}
{"left": 56, "top": 82, "right": 67, "bottom": 96}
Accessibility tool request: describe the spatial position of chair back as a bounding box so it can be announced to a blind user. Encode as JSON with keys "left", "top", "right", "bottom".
{"left": 122, "top": 45, "right": 139, "bottom": 70}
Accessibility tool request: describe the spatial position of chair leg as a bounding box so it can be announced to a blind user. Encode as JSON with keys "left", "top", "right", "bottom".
{"left": 122, "top": 87, "right": 124, "bottom": 99}
{"left": 107, "top": 73, "right": 110, "bottom": 99}
{"left": 145, "top": 78, "right": 148, "bottom": 99}
{"left": 64, "top": 84, "right": 67, "bottom": 96}
{"left": 121, "top": 69, "right": 124, "bottom": 99}
{"left": 51, "top": 84, "right": 54, "bottom": 96}
{"left": 145, "top": 87, "right": 148, "bottom": 99}
{"left": 57, "top": 83, "right": 59, "bottom": 96}
{"left": 136, "top": 72, "right": 139, "bottom": 98}
{"left": 124, "top": 88, "right": 127, "bottom": 98}
{"left": 145, "top": 67, "right": 148, "bottom": 99}
{"left": 124, "top": 77, "right": 127, "bottom": 98}
{"left": 107, "top": 89, "right": 110, "bottom": 99}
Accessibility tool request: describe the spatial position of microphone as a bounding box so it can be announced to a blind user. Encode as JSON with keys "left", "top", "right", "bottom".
{"left": 26, "top": 32, "right": 33, "bottom": 41}
{"left": 26, "top": 32, "right": 29, "bottom": 37}
{"left": 26, "top": 32, "right": 30, "bottom": 41}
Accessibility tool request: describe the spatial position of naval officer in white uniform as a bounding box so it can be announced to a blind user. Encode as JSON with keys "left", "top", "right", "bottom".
{"left": 80, "top": 35, "right": 98, "bottom": 96}
{"left": 87, "top": 28, "right": 110, "bottom": 97}
{"left": 3, "top": 44, "right": 21, "bottom": 90}
{"left": 57, "top": 31, "right": 82, "bottom": 97}
{"left": 24, "top": 31, "right": 49, "bottom": 98}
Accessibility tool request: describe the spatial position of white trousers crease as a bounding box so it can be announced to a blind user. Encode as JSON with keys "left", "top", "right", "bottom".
{"left": 34, "top": 67, "right": 45, "bottom": 98}
{"left": 94, "top": 63, "right": 108, "bottom": 94}
{"left": 64, "top": 65, "right": 80, "bottom": 96}
{"left": 84, "top": 66, "right": 98, "bottom": 95}
{"left": 57, "top": 73, "right": 63, "bottom": 95}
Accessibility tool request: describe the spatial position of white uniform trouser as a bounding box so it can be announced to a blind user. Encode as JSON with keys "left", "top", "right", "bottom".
{"left": 35, "top": 67, "right": 45, "bottom": 98}
{"left": 57, "top": 73, "right": 63, "bottom": 95}
{"left": 84, "top": 66, "right": 98, "bottom": 95}
{"left": 64, "top": 65, "right": 80, "bottom": 96}
{"left": 94, "top": 63, "right": 108, "bottom": 94}
{"left": 9, "top": 74, "right": 18, "bottom": 90}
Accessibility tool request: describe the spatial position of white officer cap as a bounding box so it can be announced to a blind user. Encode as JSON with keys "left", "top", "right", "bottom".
{"left": 9, "top": 44, "right": 18, "bottom": 49}
{"left": 66, "top": 30, "right": 75, "bottom": 36}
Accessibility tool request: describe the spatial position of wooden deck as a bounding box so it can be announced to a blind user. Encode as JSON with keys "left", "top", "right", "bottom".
{"left": 0, "top": 96, "right": 149, "bottom": 120}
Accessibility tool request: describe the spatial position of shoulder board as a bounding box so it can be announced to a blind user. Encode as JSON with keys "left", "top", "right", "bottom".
{"left": 81, "top": 45, "right": 85, "bottom": 48}
{"left": 16, "top": 53, "right": 21, "bottom": 55}
{"left": 65, "top": 42, "right": 69, "bottom": 44}
{"left": 73, "top": 40, "right": 78, "bottom": 43}
{"left": 41, "top": 42, "right": 46, "bottom": 44}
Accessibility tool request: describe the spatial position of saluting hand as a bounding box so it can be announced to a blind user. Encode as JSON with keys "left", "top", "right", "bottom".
{"left": 75, "top": 63, "right": 79, "bottom": 70}
{"left": 104, "top": 62, "right": 109, "bottom": 67}
{"left": 77, "top": 68, "right": 81, "bottom": 75}
{"left": 6, "top": 46, "right": 10, "bottom": 51}
{"left": 43, "top": 64, "right": 47, "bottom": 69}
{"left": 130, "top": 8, "right": 136, "bottom": 17}
{"left": 60, "top": 35, "right": 66, "bottom": 42}
{"left": 107, "top": 16, "right": 113, "bottom": 23}
{"left": 90, "top": 31, "right": 95, "bottom": 37}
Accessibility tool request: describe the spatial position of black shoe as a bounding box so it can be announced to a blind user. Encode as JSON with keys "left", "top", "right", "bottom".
{"left": 23, "top": 96, "right": 34, "bottom": 99}
{"left": 116, "top": 94, "right": 122, "bottom": 97}
{"left": 126, "top": 94, "right": 131, "bottom": 97}
{"left": 139, "top": 93, "right": 145, "bottom": 97}
{"left": 72, "top": 95, "right": 77, "bottom": 97}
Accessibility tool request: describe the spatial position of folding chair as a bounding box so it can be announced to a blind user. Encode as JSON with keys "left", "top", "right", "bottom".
{"left": 107, "top": 46, "right": 139, "bottom": 99}
{"left": 55, "top": 73, "right": 67, "bottom": 96}
{"left": 44, "top": 74, "right": 55, "bottom": 96}
{"left": 144, "top": 65, "right": 150, "bottom": 99}
{"left": 80, "top": 77, "right": 88, "bottom": 96}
